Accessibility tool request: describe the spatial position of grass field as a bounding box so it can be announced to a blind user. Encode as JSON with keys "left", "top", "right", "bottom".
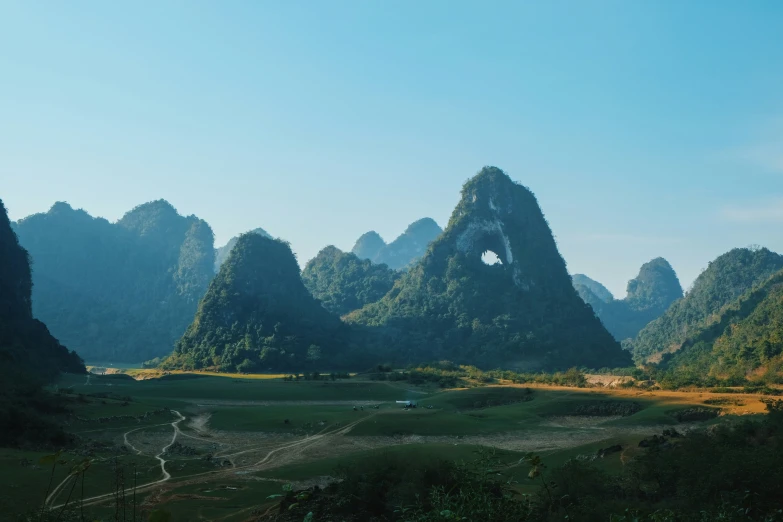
{"left": 2, "top": 371, "right": 777, "bottom": 520}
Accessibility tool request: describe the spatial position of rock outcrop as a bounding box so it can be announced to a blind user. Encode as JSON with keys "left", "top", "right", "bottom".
{"left": 347, "top": 166, "right": 631, "bottom": 370}
{"left": 578, "top": 258, "right": 683, "bottom": 342}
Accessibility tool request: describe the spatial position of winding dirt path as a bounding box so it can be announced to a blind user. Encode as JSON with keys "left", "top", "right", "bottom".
{"left": 49, "top": 411, "right": 375, "bottom": 512}
{"left": 46, "top": 410, "right": 185, "bottom": 510}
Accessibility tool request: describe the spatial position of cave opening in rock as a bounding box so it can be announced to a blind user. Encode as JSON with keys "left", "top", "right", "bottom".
{"left": 481, "top": 250, "right": 503, "bottom": 265}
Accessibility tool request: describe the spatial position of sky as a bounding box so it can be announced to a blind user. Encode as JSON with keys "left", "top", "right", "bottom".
{"left": 1, "top": 1, "right": 782, "bottom": 297}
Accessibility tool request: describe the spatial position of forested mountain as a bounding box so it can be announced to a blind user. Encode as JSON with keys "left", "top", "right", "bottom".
{"left": 657, "top": 268, "right": 783, "bottom": 384}
{"left": 351, "top": 231, "right": 386, "bottom": 261}
{"left": 352, "top": 218, "right": 443, "bottom": 270}
{"left": 164, "top": 234, "right": 351, "bottom": 372}
{"left": 1, "top": 198, "right": 84, "bottom": 446}
{"left": 214, "top": 227, "right": 271, "bottom": 272}
{"left": 347, "top": 167, "right": 631, "bottom": 370}
{"left": 630, "top": 247, "right": 783, "bottom": 363}
{"left": 578, "top": 258, "right": 683, "bottom": 342}
{"left": 572, "top": 274, "right": 613, "bottom": 303}
{"left": 14, "top": 200, "right": 215, "bottom": 362}
{"left": 302, "top": 246, "right": 400, "bottom": 316}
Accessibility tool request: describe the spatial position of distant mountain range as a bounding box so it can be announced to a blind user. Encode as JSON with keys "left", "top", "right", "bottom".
{"left": 351, "top": 218, "right": 443, "bottom": 270}
{"left": 573, "top": 258, "right": 683, "bottom": 342}
{"left": 10, "top": 177, "right": 783, "bottom": 383}
{"left": 14, "top": 200, "right": 215, "bottom": 363}
{"left": 214, "top": 227, "right": 271, "bottom": 272}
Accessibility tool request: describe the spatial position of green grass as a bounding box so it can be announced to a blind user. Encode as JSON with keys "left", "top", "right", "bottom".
{"left": 59, "top": 373, "right": 409, "bottom": 402}
{"left": 0, "top": 375, "right": 731, "bottom": 519}
{"left": 209, "top": 404, "right": 375, "bottom": 432}
{"left": 0, "top": 450, "right": 162, "bottom": 517}
{"left": 259, "top": 443, "right": 525, "bottom": 481}
{"left": 349, "top": 388, "right": 660, "bottom": 437}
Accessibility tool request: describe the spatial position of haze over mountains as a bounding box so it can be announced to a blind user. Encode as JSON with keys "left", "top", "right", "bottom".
{"left": 0, "top": 199, "right": 84, "bottom": 446}
{"left": 13, "top": 200, "right": 215, "bottom": 363}
{"left": 214, "top": 227, "right": 271, "bottom": 272}
{"left": 6, "top": 166, "right": 783, "bottom": 384}
{"left": 351, "top": 218, "right": 443, "bottom": 270}
{"left": 573, "top": 258, "right": 684, "bottom": 342}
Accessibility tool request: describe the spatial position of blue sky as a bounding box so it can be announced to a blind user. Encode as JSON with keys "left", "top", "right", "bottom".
{"left": 1, "top": 1, "right": 782, "bottom": 296}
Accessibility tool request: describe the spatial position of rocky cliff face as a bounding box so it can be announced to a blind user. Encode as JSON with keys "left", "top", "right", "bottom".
{"left": 347, "top": 166, "right": 630, "bottom": 370}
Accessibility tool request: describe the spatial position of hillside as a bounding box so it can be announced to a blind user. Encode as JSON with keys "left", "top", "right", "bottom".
{"left": 630, "top": 247, "right": 783, "bottom": 363}
{"left": 583, "top": 258, "right": 683, "bottom": 341}
{"left": 657, "top": 268, "right": 783, "bottom": 385}
{"left": 352, "top": 218, "right": 443, "bottom": 270}
{"left": 14, "top": 200, "right": 215, "bottom": 362}
{"left": 347, "top": 167, "right": 631, "bottom": 370}
{"left": 214, "top": 227, "right": 271, "bottom": 271}
{"left": 0, "top": 198, "right": 84, "bottom": 446}
{"left": 351, "top": 231, "right": 386, "bottom": 261}
{"left": 165, "top": 234, "right": 351, "bottom": 372}
{"left": 572, "top": 274, "right": 614, "bottom": 303}
{"left": 302, "top": 246, "right": 400, "bottom": 316}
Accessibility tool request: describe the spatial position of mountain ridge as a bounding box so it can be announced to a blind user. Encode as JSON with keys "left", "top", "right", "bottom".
{"left": 347, "top": 166, "right": 631, "bottom": 370}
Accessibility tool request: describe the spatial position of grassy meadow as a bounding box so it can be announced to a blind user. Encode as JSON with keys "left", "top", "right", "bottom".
{"left": 2, "top": 370, "right": 776, "bottom": 520}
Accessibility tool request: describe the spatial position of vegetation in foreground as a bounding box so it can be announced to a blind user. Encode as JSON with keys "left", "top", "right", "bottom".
{"left": 268, "top": 400, "right": 783, "bottom": 522}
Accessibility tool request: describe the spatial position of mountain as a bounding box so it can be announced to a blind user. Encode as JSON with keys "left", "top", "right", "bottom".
{"left": 623, "top": 258, "right": 683, "bottom": 313}
{"left": 374, "top": 218, "right": 443, "bottom": 269}
{"left": 214, "top": 227, "right": 271, "bottom": 272}
{"left": 14, "top": 200, "right": 215, "bottom": 363}
{"left": 351, "top": 231, "right": 386, "bottom": 261}
{"left": 347, "top": 166, "right": 631, "bottom": 370}
{"left": 1, "top": 198, "right": 84, "bottom": 446}
{"left": 352, "top": 218, "right": 443, "bottom": 270}
{"left": 164, "top": 234, "right": 350, "bottom": 372}
{"left": 630, "top": 247, "right": 783, "bottom": 363}
{"left": 572, "top": 274, "right": 613, "bottom": 303}
{"left": 581, "top": 258, "right": 683, "bottom": 342}
{"left": 302, "top": 246, "right": 401, "bottom": 317}
{"left": 657, "top": 268, "right": 783, "bottom": 385}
